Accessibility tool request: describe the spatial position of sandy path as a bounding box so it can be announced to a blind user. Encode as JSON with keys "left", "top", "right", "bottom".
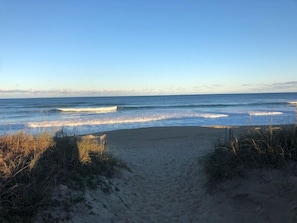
{"left": 98, "top": 127, "right": 225, "bottom": 222}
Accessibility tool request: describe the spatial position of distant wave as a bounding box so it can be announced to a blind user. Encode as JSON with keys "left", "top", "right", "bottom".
{"left": 27, "top": 112, "right": 228, "bottom": 128}
{"left": 249, "top": 111, "right": 283, "bottom": 116}
{"left": 57, "top": 106, "right": 117, "bottom": 113}
{"left": 289, "top": 101, "right": 297, "bottom": 105}
{"left": 118, "top": 101, "right": 291, "bottom": 111}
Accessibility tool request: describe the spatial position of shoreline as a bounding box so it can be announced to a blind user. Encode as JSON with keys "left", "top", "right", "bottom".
{"left": 92, "top": 124, "right": 296, "bottom": 144}
{"left": 94, "top": 123, "right": 296, "bottom": 134}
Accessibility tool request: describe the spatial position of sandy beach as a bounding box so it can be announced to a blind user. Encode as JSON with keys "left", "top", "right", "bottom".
{"left": 46, "top": 126, "right": 297, "bottom": 223}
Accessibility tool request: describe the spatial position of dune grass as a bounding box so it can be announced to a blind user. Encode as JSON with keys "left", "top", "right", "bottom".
{"left": 0, "top": 130, "right": 125, "bottom": 222}
{"left": 205, "top": 125, "right": 297, "bottom": 184}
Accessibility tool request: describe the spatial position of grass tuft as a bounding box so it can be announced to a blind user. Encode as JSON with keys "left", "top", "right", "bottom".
{"left": 204, "top": 126, "right": 297, "bottom": 183}
{"left": 0, "top": 130, "right": 125, "bottom": 222}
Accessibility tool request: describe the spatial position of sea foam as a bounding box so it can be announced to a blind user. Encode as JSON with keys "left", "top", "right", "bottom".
{"left": 57, "top": 106, "right": 117, "bottom": 113}
{"left": 27, "top": 112, "right": 228, "bottom": 128}
{"left": 249, "top": 111, "right": 283, "bottom": 116}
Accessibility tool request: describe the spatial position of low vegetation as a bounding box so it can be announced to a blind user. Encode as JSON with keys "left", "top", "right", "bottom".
{"left": 205, "top": 125, "right": 297, "bottom": 183}
{"left": 0, "top": 130, "right": 125, "bottom": 222}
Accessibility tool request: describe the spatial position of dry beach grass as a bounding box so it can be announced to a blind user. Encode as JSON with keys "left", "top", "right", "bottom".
{"left": 0, "top": 130, "right": 124, "bottom": 222}
{"left": 1, "top": 126, "right": 297, "bottom": 222}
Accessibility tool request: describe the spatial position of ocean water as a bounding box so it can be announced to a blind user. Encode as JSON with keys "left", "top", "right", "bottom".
{"left": 0, "top": 93, "right": 297, "bottom": 135}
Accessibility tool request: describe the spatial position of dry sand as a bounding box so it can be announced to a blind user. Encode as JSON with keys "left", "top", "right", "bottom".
{"left": 42, "top": 126, "right": 297, "bottom": 223}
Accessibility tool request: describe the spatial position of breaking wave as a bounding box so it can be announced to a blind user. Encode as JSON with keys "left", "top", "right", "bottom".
{"left": 249, "top": 111, "right": 283, "bottom": 116}
{"left": 57, "top": 106, "right": 117, "bottom": 113}
{"left": 27, "top": 113, "right": 228, "bottom": 128}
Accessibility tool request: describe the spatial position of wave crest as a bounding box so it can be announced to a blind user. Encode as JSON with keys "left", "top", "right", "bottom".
{"left": 57, "top": 106, "right": 117, "bottom": 113}
{"left": 249, "top": 111, "right": 283, "bottom": 116}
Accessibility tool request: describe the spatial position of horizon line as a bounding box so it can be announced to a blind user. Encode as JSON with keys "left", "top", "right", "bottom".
{"left": 1, "top": 91, "right": 297, "bottom": 100}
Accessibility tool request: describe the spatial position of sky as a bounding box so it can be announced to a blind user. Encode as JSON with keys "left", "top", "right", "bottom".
{"left": 0, "top": 0, "right": 297, "bottom": 98}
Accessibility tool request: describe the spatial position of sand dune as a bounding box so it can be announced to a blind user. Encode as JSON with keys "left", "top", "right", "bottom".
{"left": 43, "top": 127, "right": 297, "bottom": 223}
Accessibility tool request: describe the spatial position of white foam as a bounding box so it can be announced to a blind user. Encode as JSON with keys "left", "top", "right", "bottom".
{"left": 196, "top": 113, "right": 228, "bottom": 118}
{"left": 57, "top": 106, "right": 117, "bottom": 113}
{"left": 289, "top": 101, "right": 297, "bottom": 105}
{"left": 27, "top": 117, "right": 164, "bottom": 128}
{"left": 27, "top": 112, "right": 228, "bottom": 128}
{"left": 165, "top": 113, "right": 228, "bottom": 119}
{"left": 249, "top": 111, "right": 283, "bottom": 116}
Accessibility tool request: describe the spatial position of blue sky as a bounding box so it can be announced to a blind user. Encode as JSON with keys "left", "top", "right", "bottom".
{"left": 0, "top": 0, "right": 297, "bottom": 98}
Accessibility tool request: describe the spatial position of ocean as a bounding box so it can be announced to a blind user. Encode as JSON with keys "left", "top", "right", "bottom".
{"left": 0, "top": 93, "right": 297, "bottom": 135}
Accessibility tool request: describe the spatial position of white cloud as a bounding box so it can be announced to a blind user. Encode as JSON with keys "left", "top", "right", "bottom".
{"left": 0, "top": 89, "right": 128, "bottom": 98}
{"left": 1, "top": 81, "right": 296, "bottom": 98}
{"left": 242, "top": 81, "right": 297, "bottom": 93}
